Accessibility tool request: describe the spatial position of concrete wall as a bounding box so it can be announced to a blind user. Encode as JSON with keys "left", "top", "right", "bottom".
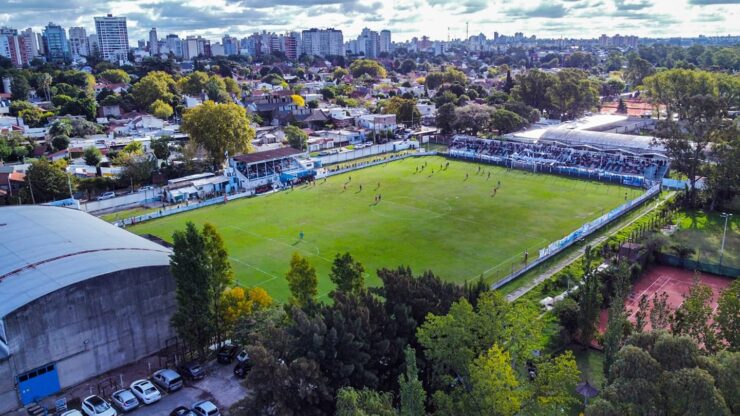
{"left": 80, "top": 188, "right": 162, "bottom": 213}
{"left": 0, "top": 266, "right": 175, "bottom": 413}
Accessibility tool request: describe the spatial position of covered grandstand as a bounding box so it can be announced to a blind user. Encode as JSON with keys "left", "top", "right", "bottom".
{"left": 230, "top": 147, "right": 317, "bottom": 191}
{"left": 449, "top": 134, "right": 669, "bottom": 185}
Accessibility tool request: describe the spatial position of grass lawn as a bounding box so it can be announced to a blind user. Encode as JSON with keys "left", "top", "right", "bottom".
{"left": 129, "top": 156, "right": 642, "bottom": 301}
{"left": 671, "top": 210, "right": 740, "bottom": 268}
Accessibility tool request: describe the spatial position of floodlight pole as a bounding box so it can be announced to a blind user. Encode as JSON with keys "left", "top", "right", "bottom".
{"left": 719, "top": 212, "right": 732, "bottom": 267}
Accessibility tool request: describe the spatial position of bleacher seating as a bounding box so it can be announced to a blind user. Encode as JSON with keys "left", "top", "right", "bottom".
{"left": 449, "top": 137, "right": 667, "bottom": 180}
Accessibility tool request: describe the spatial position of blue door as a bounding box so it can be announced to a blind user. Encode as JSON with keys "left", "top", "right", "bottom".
{"left": 17, "top": 363, "right": 61, "bottom": 405}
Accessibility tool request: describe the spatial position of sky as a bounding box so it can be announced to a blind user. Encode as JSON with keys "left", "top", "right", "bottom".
{"left": 1, "top": 0, "right": 738, "bottom": 43}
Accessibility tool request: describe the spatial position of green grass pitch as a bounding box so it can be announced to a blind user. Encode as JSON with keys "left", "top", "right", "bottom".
{"left": 129, "top": 156, "right": 643, "bottom": 301}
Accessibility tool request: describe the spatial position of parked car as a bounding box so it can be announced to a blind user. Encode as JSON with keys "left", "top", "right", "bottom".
{"left": 217, "top": 344, "right": 239, "bottom": 364}
{"left": 110, "top": 389, "right": 139, "bottom": 412}
{"left": 191, "top": 400, "right": 220, "bottom": 416}
{"left": 130, "top": 379, "right": 161, "bottom": 404}
{"left": 152, "top": 368, "right": 184, "bottom": 392}
{"left": 97, "top": 191, "right": 116, "bottom": 201}
{"left": 178, "top": 361, "right": 205, "bottom": 381}
{"left": 170, "top": 406, "right": 197, "bottom": 416}
{"left": 81, "top": 395, "right": 118, "bottom": 416}
{"left": 138, "top": 186, "right": 155, "bottom": 192}
{"left": 233, "top": 359, "right": 252, "bottom": 378}
{"left": 236, "top": 350, "right": 249, "bottom": 363}
{"left": 61, "top": 411, "right": 84, "bottom": 416}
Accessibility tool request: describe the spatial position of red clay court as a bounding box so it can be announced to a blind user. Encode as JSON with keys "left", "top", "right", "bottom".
{"left": 599, "top": 265, "right": 733, "bottom": 333}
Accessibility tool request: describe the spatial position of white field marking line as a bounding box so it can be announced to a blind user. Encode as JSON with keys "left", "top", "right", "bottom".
{"left": 368, "top": 196, "right": 452, "bottom": 220}
{"left": 471, "top": 237, "right": 549, "bottom": 282}
{"left": 228, "top": 225, "right": 333, "bottom": 263}
{"left": 229, "top": 256, "right": 282, "bottom": 286}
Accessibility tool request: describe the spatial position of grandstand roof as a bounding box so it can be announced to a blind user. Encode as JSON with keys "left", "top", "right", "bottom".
{"left": 0, "top": 206, "right": 171, "bottom": 320}
{"left": 537, "top": 128, "right": 664, "bottom": 154}
{"left": 232, "top": 147, "right": 304, "bottom": 164}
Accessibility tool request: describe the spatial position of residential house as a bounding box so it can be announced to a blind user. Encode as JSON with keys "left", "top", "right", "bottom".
{"left": 358, "top": 114, "right": 396, "bottom": 132}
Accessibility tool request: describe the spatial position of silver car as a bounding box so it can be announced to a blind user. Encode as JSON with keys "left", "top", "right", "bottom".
{"left": 152, "top": 368, "right": 184, "bottom": 392}
{"left": 111, "top": 389, "right": 139, "bottom": 412}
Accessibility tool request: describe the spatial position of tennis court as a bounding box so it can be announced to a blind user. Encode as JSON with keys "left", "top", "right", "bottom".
{"left": 599, "top": 265, "right": 733, "bottom": 333}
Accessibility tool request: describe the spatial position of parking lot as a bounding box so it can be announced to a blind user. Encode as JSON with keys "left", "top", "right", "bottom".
{"left": 126, "top": 360, "right": 248, "bottom": 415}
{"left": 24, "top": 358, "right": 248, "bottom": 416}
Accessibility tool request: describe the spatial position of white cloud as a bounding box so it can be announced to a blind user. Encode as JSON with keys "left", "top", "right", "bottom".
{"left": 0, "top": 0, "right": 736, "bottom": 42}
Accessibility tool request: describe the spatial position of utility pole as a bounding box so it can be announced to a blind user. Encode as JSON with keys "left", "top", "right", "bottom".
{"left": 67, "top": 173, "right": 74, "bottom": 199}
{"left": 719, "top": 212, "right": 732, "bottom": 266}
{"left": 27, "top": 177, "right": 35, "bottom": 204}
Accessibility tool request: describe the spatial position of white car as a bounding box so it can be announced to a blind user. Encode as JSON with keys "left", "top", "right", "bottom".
{"left": 97, "top": 191, "right": 116, "bottom": 200}
{"left": 110, "top": 388, "right": 139, "bottom": 412}
{"left": 81, "top": 395, "right": 117, "bottom": 416}
{"left": 192, "top": 400, "right": 220, "bottom": 416}
{"left": 130, "top": 379, "right": 161, "bottom": 404}
{"left": 61, "top": 411, "right": 84, "bottom": 416}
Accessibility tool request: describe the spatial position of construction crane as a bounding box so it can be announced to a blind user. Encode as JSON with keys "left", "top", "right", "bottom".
{"left": 466, "top": 22, "right": 469, "bottom": 40}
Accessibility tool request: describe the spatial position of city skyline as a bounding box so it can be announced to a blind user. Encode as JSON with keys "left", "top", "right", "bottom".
{"left": 1, "top": 0, "right": 738, "bottom": 43}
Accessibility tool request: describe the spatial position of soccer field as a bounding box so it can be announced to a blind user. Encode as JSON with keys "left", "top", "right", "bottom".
{"left": 130, "top": 156, "right": 643, "bottom": 301}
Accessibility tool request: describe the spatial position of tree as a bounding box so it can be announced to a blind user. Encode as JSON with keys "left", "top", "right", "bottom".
{"left": 335, "top": 387, "right": 396, "bottom": 416}
{"left": 131, "top": 71, "right": 177, "bottom": 110}
{"left": 150, "top": 99, "right": 173, "bottom": 119}
{"left": 349, "top": 59, "right": 387, "bottom": 79}
{"left": 9, "top": 100, "right": 34, "bottom": 117}
{"left": 625, "top": 55, "right": 654, "bottom": 86}
{"left": 83, "top": 146, "right": 102, "bottom": 166}
{"left": 150, "top": 136, "right": 171, "bottom": 161}
{"left": 603, "top": 296, "right": 628, "bottom": 381}
{"left": 673, "top": 275, "right": 717, "bottom": 351}
{"left": 417, "top": 291, "right": 543, "bottom": 389}
{"left": 453, "top": 104, "right": 495, "bottom": 136}
{"left": 528, "top": 350, "right": 581, "bottom": 413}
{"left": 649, "top": 292, "right": 673, "bottom": 330}
{"left": 51, "top": 135, "right": 70, "bottom": 151}
{"left": 616, "top": 98, "right": 628, "bottom": 114}
{"left": 24, "top": 159, "right": 71, "bottom": 203}
{"left": 663, "top": 368, "right": 730, "bottom": 415}
{"left": 512, "top": 69, "right": 555, "bottom": 111}
{"left": 204, "top": 76, "right": 231, "bottom": 103}
{"left": 704, "top": 128, "right": 740, "bottom": 210}
{"left": 602, "top": 78, "right": 626, "bottom": 98}
{"left": 332, "top": 66, "right": 349, "bottom": 81}
{"left": 503, "top": 70, "right": 514, "bottom": 93}
{"left": 553, "top": 297, "right": 580, "bottom": 342}
{"left": 435, "top": 102, "right": 456, "bottom": 134}
{"left": 715, "top": 280, "right": 739, "bottom": 351}
{"left": 329, "top": 252, "right": 365, "bottom": 296}
{"left": 577, "top": 248, "right": 602, "bottom": 348}
{"left": 284, "top": 125, "right": 308, "bottom": 151}
{"left": 181, "top": 100, "right": 254, "bottom": 166}
{"left": 285, "top": 253, "right": 318, "bottom": 310}
{"left": 398, "top": 347, "right": 425, "bottom": 416}
{"left": 399, "top": 59, "right": 417, "bottom": 74}
{"left": 36, "top": 72, "right": 52, "bottom": 101}
{"left": 10, "top": 75, "right": 30, "bottom": 101}
{"left": 178, "top": 71, "right": 210, "bottom": 95}
{"left": 547, "top": 68, "right": 599, "bottom": 120}
{"left": 202, "top": 223, "right": 234, "bottom": 344}
{"left": 381, "top": 96, "right": 421, "bottom": 126}
{"left": 98, "top": 69, "right": 131, "bottom": 84}
{"left": 491, "top": 109, "right": 527, "bottom": 134}
{"left": 564, "top": 51, "right": 596, "bottom": 69}
{"left": 634, "top": 294, "right": 649, "bottom": 332}
{"left": 170, "top": 223, "right": 215, "bottom": 358}
{"left": 291, "top": 94, "right": 305, "bottom": 107}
